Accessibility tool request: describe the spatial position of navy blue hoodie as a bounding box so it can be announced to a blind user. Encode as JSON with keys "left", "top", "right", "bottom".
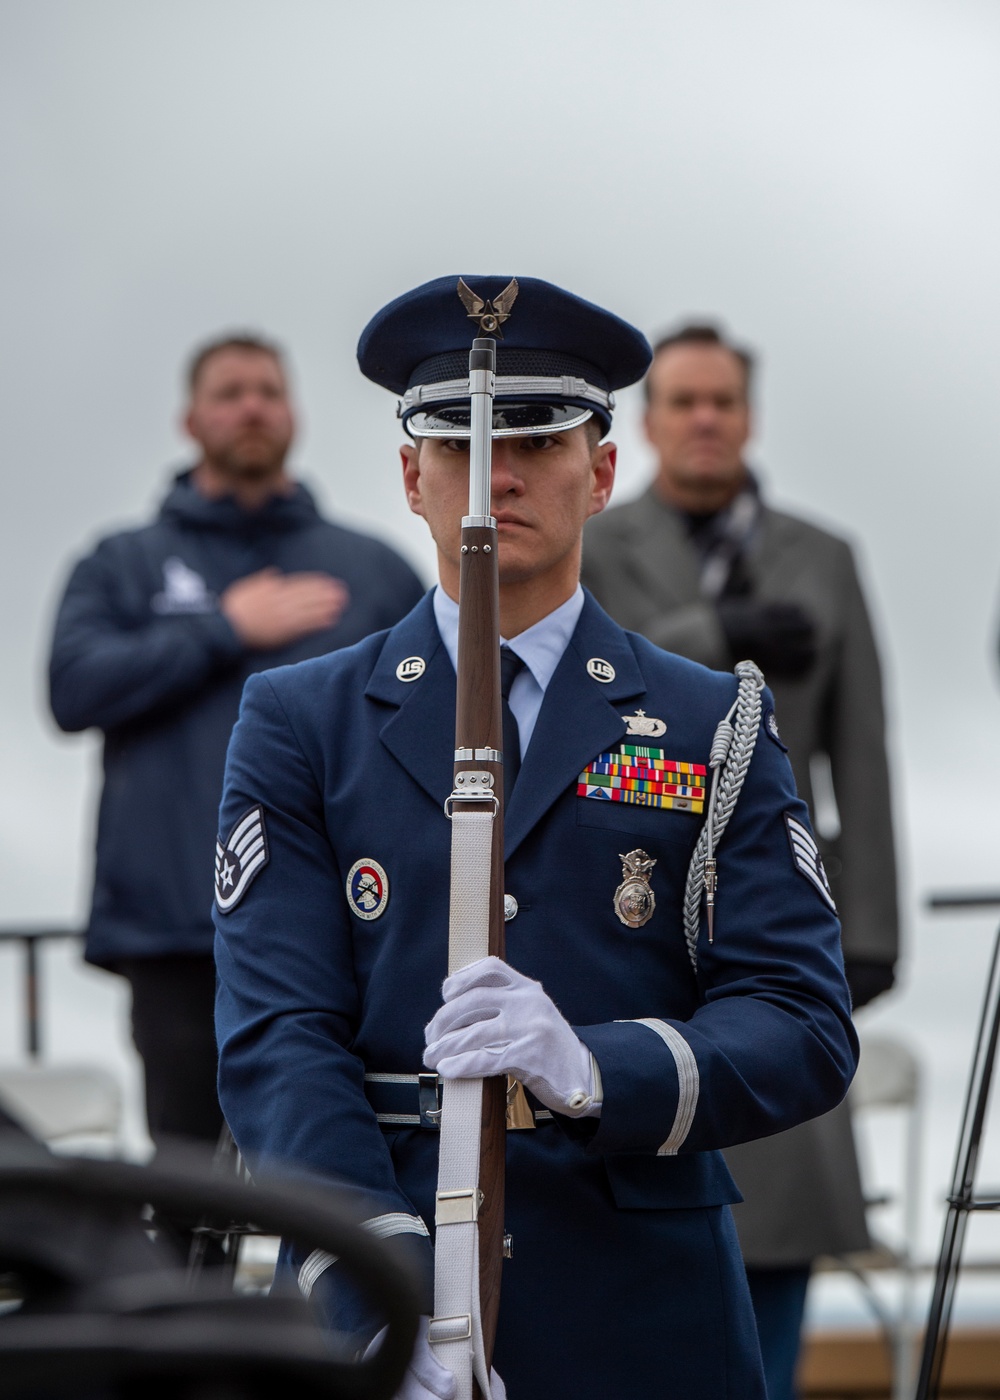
{"left": 49, "top": 470, "right": 425, "bottom": 967}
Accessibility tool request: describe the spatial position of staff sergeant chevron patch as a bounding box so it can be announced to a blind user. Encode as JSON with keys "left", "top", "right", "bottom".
{"left": 215, "top": 805, "right": 269, "bottom": 913}
{"left": 784, "top": 812, "right": 836, "bottom": 912}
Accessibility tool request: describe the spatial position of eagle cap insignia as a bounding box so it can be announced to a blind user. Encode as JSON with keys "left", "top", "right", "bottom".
{"left": 457, "top": 277, "right": 519, "bottom": 337}
{"left": 614, "top": 849, "right": 657, "bottom": 929}
{"left": 622, "top": 709, "right": 667, "bottom": 737}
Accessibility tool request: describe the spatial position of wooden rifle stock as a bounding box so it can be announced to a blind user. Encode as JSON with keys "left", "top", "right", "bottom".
{"left": 450, "top": 335, "right": 506, "bottom": 1391}
{"left": 454, "top": 521, "right": 506, "bottom": 1375}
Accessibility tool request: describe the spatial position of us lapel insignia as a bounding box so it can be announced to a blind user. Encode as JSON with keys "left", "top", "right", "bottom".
{"left": 347, "top": 858, "right": 390, "bottom": 920}
{"left": 215, "top": 805, "right": 269, "bottom": 914}
{"left": 614, "top": 849, "right": 657, "bottom": 928}
{"left": 622, "top": 709, "right": 666, "bottom": 737}
{"left": 396, "top": 656, "right": 426, "bottom": 683}
{"left": 577, "top": 746, "right": 707, "bottom": 812}
{"left": 587, "top": 658, "right": 616, "bottom": 683}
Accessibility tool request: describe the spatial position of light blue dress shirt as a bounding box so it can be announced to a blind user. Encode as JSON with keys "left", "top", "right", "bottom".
{"left": 431, "top": 580, "right": 601, "bottom": 1112}
{"left": 432, "top": 584, "right": 585, "bottom": 759}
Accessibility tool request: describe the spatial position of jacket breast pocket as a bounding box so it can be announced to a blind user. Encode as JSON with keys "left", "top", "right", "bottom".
{"left": 604, "top": 1151, "right": 742, "bottom": 1210}
{"left": 576, "top": 791, "right": 701, "bottom": 853}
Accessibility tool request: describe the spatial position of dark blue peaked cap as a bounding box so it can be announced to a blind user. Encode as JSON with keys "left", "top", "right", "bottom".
{"left": 357, "top": 275, "right": 652, "bottom": 437}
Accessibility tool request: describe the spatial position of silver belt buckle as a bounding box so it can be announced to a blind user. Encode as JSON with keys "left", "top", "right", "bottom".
{"left": 418, "top": 1072, "right": 442, "bottom": 1128}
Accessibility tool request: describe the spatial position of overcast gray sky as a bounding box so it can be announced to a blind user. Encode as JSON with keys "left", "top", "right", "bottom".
{"left": 2, "top": 0, "right": 1000, "bottom": 1291}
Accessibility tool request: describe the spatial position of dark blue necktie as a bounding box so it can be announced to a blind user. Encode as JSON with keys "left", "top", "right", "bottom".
{"left": 500, "top": 645, "right": 526, "bottom": 806}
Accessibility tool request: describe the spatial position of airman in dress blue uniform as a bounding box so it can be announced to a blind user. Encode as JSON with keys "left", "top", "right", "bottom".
{"left": 214, "top": 276, "right": 858, "bottom": 1399}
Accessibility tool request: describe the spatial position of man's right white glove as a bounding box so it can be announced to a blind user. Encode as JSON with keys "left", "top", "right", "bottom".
{"left": 424, "top": 955, "right": 600, "bottom": 1117}
{"left": 366, "top": 1318, "right": 506, "bottom": 1400}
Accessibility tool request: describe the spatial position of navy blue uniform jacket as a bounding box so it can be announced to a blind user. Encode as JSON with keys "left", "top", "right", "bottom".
{"left": 49, "top": 470, "right": 425, "bottom": 968}
{"left": 214, "top": 591, "right": 857, "bottom": 1399}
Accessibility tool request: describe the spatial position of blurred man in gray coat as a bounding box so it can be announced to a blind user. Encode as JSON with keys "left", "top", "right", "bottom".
{"left": 582, "top": 323, "right": 899, "bottom": 1400}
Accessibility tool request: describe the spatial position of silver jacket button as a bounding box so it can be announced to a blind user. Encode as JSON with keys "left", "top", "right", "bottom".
{"left": 504, "top": 893, "right": 518, "bottom": 922}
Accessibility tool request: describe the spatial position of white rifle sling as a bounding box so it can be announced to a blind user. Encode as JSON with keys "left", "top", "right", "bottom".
{"left": 430, "top": 805, "right": 494, "bottom": 1400}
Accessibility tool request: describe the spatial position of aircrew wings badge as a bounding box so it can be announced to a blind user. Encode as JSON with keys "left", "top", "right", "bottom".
{"left": 784, "top": 812, "right": 837, "bottom": 911}
{"left": 215, "top": 805, "right": 269, "bottom": 913}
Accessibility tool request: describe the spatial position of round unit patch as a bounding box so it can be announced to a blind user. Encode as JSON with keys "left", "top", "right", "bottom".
{"left": 347, "top": 859, "right": 390, "bottom": 920}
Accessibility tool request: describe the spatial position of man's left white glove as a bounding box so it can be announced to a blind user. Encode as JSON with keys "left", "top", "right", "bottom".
{"left": 365, "top": 1318, "right": 506, "bottom": 1400}
{"left": 424, "top": 956, "right": 600, "bottom": 1118}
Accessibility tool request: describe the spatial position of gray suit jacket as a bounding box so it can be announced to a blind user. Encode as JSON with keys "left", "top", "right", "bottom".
{"left": 583, "top": 485, "right": 899, "bottom": 1262}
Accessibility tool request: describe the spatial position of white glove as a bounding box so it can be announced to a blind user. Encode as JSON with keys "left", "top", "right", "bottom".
{"left": 424, "top": 956, "right": 600, "bottom": 1117}
{"left": 366, "top": 1318, "right": 506, "bottom": 1400}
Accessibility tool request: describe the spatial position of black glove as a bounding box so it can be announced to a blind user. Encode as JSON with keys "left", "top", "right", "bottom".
{"left": 844, "top": 959, "right": 895, "bottom": 1011}
{"left": 716, "top": 598, "right": 818, "bottom": 679}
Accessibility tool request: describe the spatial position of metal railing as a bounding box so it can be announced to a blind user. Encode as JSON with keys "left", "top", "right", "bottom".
{"left": 0, "top": 928, "right": 83, "bottom": 1059}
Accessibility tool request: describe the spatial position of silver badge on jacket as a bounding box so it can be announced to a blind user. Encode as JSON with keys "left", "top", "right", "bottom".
{"left": 614, "top": 849, "right": 657, "bottom": 928}
{"left": 621, "top": 709, "right": 667, "bottom": 737}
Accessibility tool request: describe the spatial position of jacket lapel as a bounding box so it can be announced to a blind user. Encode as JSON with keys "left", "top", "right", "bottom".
{"left": 505, "top": 594, "right": 647, "bottom": 860}
{"left": 745, "top": 506, "right": 808, "bottom": 589}
{"left": 366, "top": 594, "right": 456, "bottom": 809}
{"left": 368, "top": 593, "right": 657, "bottom": 860}
{"left": 617, "top": 489, "right": 706, "bottom": 608}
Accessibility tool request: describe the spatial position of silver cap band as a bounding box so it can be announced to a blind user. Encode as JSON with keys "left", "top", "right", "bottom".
{"left": 399, "top": 373, "right": 615, "bottom": 416}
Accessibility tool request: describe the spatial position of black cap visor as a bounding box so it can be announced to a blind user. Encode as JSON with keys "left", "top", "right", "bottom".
{"left": 406, "top": 402, "right": 598, "bottom": 440}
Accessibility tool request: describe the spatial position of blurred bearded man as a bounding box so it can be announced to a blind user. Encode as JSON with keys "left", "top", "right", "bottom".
{"left": 49, "top": 333, "right": 424, "bottom": 1164}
